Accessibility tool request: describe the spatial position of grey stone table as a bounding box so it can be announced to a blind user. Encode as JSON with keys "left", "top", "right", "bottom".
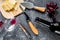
{"left": 0, "top": 0, "right": 60, "bottom": 40}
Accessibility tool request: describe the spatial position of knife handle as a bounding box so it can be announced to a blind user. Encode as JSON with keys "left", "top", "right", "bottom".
{"left": 19, "top": 24, "right": 31, "bottom": 39}
{"left": 19, "top": 24, "right": 26, "bottom": 33}
{"left": 28, "top": 21, "right": 39, "bottom": 35}
{"left": 34, "top": 6, "right": 46, "bottom": 12}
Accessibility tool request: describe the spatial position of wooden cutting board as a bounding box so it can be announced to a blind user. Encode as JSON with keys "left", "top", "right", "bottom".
{"left": 0, "top": 0, "right": 25, "bottom": 19}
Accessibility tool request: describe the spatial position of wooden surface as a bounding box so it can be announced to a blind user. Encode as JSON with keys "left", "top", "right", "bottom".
{"left": 0, "top": 0, "right": 25, "bottom": 19}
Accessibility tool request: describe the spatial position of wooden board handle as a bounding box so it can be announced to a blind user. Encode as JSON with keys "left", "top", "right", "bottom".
{"left": 28, "top": 21, "right": 39, "bottom": 35}
{"left": 0, "top": 0, "right": 25, "bottom": 19}
{"left": 34, "top": 6, "right": 46, "bottom": 12}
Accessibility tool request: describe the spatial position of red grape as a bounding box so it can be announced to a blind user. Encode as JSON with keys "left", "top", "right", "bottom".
{"left": 0, "top": 21, "right": 4, "bottom": 27}
{"left": 48, "top": 7, "right": 55, "bottom": 12}
{"left": 53, "top": 4, "right": 58, "bottom": 9}
{"left": 46, "top": 3, "right": 51, "bottom": 8}
{"left": 10, "top": 18, "right": 16, "bottom": 25}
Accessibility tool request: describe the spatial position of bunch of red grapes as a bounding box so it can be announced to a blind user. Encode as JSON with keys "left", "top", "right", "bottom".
{"left": 46, "top": 2, "right": 58, "bottom": 18}
{"left": 47, "top": 2, "right": 58, "bottom": 13}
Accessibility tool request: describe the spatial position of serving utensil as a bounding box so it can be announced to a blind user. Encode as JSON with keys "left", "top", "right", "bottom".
{"left": 19, "top": 23, "right": 32, "bottom": 40}
{"left": 21, "top": 2, "right": 46, "bottom": 12}
{"left": 35, "top": 17, "right": 60, "bottom": 34}
{"left": 24, "top": 12, "right": 39, "bottom": 35}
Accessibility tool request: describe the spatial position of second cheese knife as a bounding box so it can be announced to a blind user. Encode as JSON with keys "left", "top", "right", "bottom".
{"left": 21, "top": 2, "right": 46, "bottom": 12}
{"left": 35, "top": 17, "right": 60, "bottom": 34}
{"left": 24, "top": 12, "right": 39, "bottom": 35}
{"left": 19, "top": 23, "right": 32, "bottom": 40}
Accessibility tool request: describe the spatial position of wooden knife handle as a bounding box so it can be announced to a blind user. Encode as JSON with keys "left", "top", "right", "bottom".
{"left": 34, "top": 6, "right": 46, "bottom": 12}
{"left": 28, "top": 21, "right": 39, "bottom": 35}
{"left": 19, "top": 24, "right": 26, "bottom": 33}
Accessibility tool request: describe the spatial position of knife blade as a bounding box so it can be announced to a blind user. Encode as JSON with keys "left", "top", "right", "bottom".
{"left": 35, "top": 17, "right": 60, "bottom": 34}
{"left": 35, "top": 17, "right": 60, "bottom": 27}
{"left": 35, "top": 17, "right": 51, "bottom": 26}
{"left": 21, "top": 2, "right": 46, "bottom": 12}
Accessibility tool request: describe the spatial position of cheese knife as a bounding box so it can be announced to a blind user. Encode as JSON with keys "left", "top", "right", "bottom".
{"left": 21, "top": 2, "right": 46, "bottom": 12}
{"left": 19, "top": 23, "right": 32, "bottom": 40}
{"left": 35, "top": 17, "right": 60, "bottom": 34}
{"left": 24, "top": 12, "right": 39, "bottom": 35}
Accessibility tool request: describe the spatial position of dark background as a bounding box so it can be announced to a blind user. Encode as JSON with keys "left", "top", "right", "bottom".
{"left": 0, "top": 0, "right": 60, "bottom": 40}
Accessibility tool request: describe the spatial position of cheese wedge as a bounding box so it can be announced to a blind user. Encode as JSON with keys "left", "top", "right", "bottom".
{"left": 2, "top": 0, "right": 17, "bottom": 11}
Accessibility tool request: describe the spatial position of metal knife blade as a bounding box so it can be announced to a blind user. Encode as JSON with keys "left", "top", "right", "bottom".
{"left": 21, "top": 2, "right": 34, "bottom": 9}
{"left": 35, "top": 17, "right": 60, "bottom": 34}
{"left": 24, "top": 12, "right": 30, "bottom": 21}
{"left": 35, "top": 17, "right": 60, "bottom": 27}
{"left": 35, "top": 17, "right": 51, "bottom": 26}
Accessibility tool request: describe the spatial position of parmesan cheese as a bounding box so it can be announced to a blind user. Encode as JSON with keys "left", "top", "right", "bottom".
{"left": 2, "top": 0, "right": 17, "bottom": 11}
